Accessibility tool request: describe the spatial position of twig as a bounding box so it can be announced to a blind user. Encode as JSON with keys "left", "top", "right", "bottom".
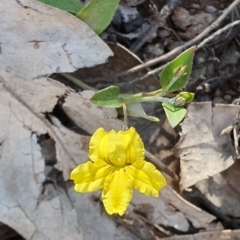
{"left": 117, "top": 64, "right": 166, "bottom": 86}
{"left": 81, "top": 0, "right": 240, "bottom": 86}
{"left": 114, "top": 0, "right": 240, "bottom": 78}
{"left": 118, "top": 12, "right": 240, "bottom": 86}
{"left": 130, "top": 0, "right": 181, "bottom": 53}
{"left": 197, "top": 19, "right": 240, "bottom": 48}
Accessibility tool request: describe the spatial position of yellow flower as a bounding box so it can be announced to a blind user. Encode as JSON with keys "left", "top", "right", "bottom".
{"left": 70, "top": 127, "right": 166, "bottom": 216}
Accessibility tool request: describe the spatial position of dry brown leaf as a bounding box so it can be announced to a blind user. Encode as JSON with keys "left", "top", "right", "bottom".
{"left": 0, "top": 71, "right": 83, "bottom": 240}
{"left": 62, "top": 90, "right": 123, "bottom": 134}
{"left": 0, "top": 0, "right": 112, "bottom": 80}
{"left": 175, "top": 102, "right": 240, "bottom": 191}
{"left": 70, "top": 191, "right": 137, "bottom": 240}
{"left": 73, "top": 43, "right": 160, "bottom": 94}
{"left": 0, "top": 68, "right": 138, "bottom": 239}
{"left": 160, "top": 229, "right": 240, "bottom": 240}
{"left": 127, "top": 186, "right": 215, "bottom": 232}
{"left": 194, "top": 159, "right": 240, "bottom": 217}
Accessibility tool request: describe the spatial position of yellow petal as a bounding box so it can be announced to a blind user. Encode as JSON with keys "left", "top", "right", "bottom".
{"left": 102, "top": 168, "right": 133, "bottom": 216}
{"left": 70, "top": 159, "right": 114, "bottom": 192}
{"left": 89, "top": 128, "right": 117, "bottom": 163}
{"left": 125, "top": 160, "right": 166, "bottom": 197}
{"left": 115, "top": 127, "right": 144, "bottom": 165}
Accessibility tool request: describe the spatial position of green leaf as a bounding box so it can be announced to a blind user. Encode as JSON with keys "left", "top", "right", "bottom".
{"left": 76, "top": 0, "right": 120, "bottom": 35}
{"left": 37, "top": 0, "right": 83, "bottom": 14}
{"left": 159, "top": 46, "right": 195, "bottom": 93}
{"left": 126, "top": 103, "right": 159, "bottom": 122}
{"left": 162, "top": 102, "right": 187, "bottom": 128}
{"left": 91, "top": 86, "right": 122, "bottom": 108}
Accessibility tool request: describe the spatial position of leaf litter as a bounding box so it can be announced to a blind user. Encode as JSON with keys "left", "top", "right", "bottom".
{"left": 0, "top": 0, "right": 112, "bottom": 80}
{"left": 1, "top": 0, "right": 240, "bottom": 239}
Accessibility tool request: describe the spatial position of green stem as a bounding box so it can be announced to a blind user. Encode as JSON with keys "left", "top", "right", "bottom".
{"left": 121, "top": 95, "right": 175, "bottom": 105}
{"left": 122, "top": 102, "right": 128, "bottom": 126}
{"left": 60, "top": 73, "right": 96, "bottom": 91}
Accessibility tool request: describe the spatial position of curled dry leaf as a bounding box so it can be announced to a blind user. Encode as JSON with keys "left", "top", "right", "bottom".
{"left": 0, "top": 0, "right": 112, "bottom": 80}
{"left": 175, "top": 102, "right": 240, "bottom": 191}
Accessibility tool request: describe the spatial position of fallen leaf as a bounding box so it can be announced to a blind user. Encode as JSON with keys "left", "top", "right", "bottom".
{"left": 71, "top": 42, "right": 160, "bottom": 94}
{"left": 69, "top": 191, "right": 137, "bottom": 240}
{"left": 175, "top": 102, "right": 240, "bottom": 191}
{"left": 0, "top": 68, "right": 136, "bottom": 239}
{"left": 128, "top": 186, "right": 215, "bottom": 232}
{"left": 160, "top": 229, "right": 240, "bottom": 240}
{"left": 0, "top": 0, "right": 112, "bottom": 80}
{"left": 194, "top": 159, "right": 240, "bottom": 217}
{"left": 0, "top": 70, "right": 83, "bottom": 240}
{"left": 62, "top": 90, "right": 123, "bottom": 134}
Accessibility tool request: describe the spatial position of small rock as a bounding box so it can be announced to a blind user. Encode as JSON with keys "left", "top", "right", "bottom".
{"left": 214, "top": 88, "right": 221, "bottom": 97}
{"left": 171, "top": 7, "right": 191, "bottom": 31}
{"left": 213, "top": 97, "right": 225, "bottom": 104}
{"left": 158, "top": 29, "right": 170, "bottom": 38}
{"left": 144, "top": 43, "right": 164, "bottom": 60}
{"left": 219, "top": 45, "right": 240, "bottom": 69}
{"left": 224, "top": 94, "right": 232, "bottom": 102}
{"left": 197, "top": 93, "right": 211, "bottom": 102}
{"left": 117, "top": 4, "right": 139, "bottom": 23}
{"left": 192, "top": 3, "right": 200, "bottom": 9}
{"left": 205, "top": 5, "right": 217, "bottom": 13}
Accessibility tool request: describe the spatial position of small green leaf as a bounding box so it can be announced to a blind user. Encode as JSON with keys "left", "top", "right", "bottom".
{"left": 162, "top": 102, "right": 187, "bottom": 128}
{"left": 159, "top": 47, "right": 195, "bottom": 93}
{"left": 126, "top": 103, "right": 159, "bottom": 122}
{"left": 76, "top": 0, "right": 120, "bottom": 35}
{"left": 91, "top": 86, "right": 122, "bottom": 108}
{"left": 37, "top": 0, "right": 83, "bottom": 14}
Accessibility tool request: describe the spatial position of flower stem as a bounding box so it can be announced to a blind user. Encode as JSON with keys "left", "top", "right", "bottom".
{"left": 122, "top": 95, "right": 175, "bottom": 105}
{"left": 122, "top": 102, "right": 128, "bottom": 127}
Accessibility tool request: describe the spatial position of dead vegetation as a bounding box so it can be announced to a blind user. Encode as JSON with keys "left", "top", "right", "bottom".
{"left": 1, "top": 0, "right": 240, "bottom": 239}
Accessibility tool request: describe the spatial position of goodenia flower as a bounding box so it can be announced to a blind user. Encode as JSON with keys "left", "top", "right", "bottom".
{"left": 70, "top": 127, "right": 166, "bottom": 216}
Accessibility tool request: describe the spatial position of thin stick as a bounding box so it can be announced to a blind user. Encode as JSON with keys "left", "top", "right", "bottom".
{"left": 118, "top": 19, "right": 240, "bottom": 86}
{"left": 114, "top": 0, "right": 240, "bottom": 78}
{"left": 197, "top": 19, "right": 240, "bottom": 48}
{"left": 60, "top": 73, "right": 96, "bottom": 91}
{"left": 122, "top": 102, "right": 128, "bottom": 127}
{"left": 130, "top": 0, "right": 181, "bottom": 53}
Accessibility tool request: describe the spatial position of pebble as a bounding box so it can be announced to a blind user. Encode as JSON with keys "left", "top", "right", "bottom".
{"left": 205, "top": 5, "right": 217, "bottom": 13}
{"left": 158, "top": 29, "right": 170, "bottom": 38}
{"left": 213, "top": 97, "right": 225, "bottom": 104}
{"left": 191, "top": 3, "right": 200, "bottom": 9}
{"left": 214, "top": 88, "right": 221, "bottom": 97}
{"left": 224, "top": 94, "right": 232, "bottom": 102}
